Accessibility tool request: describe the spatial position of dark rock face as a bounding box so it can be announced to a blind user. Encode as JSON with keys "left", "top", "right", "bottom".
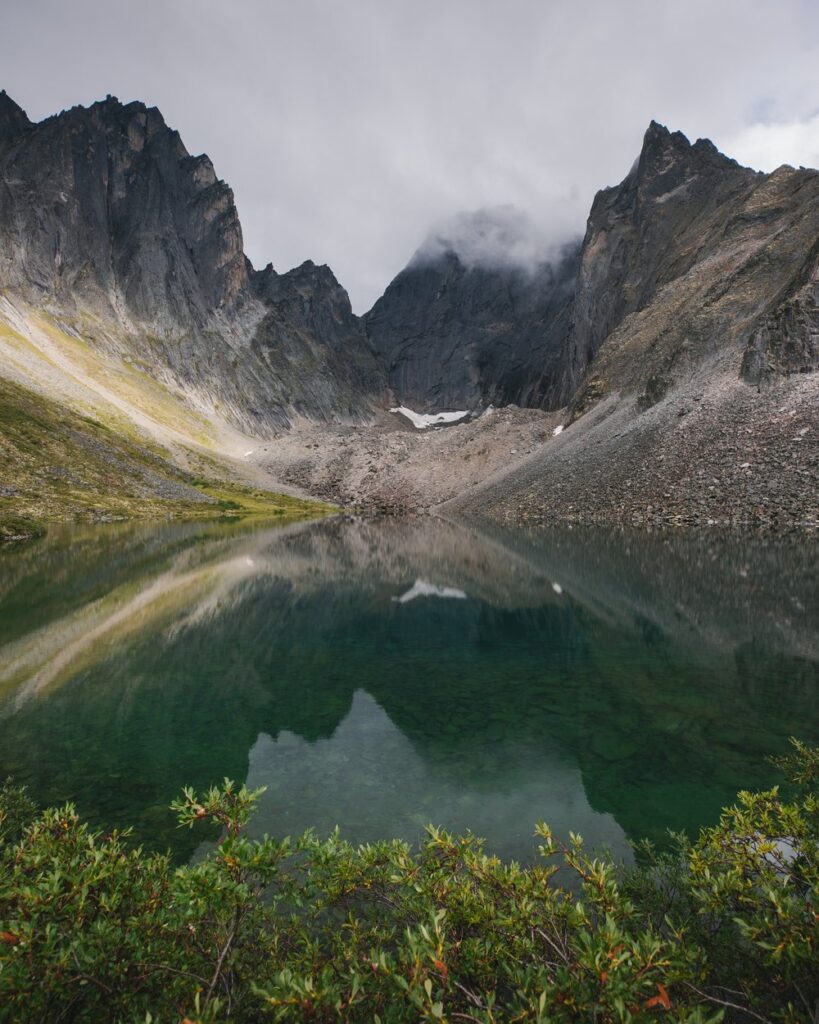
{"left": 0, "top": 94, "right": 388, "bottom": 432}
{"left": 364, "top": 225, "right": 581, "bottom": 412}
{"left": 562, "top": 122, "right": 760, "bottom": 397}
{"left": 0, "top": 90, "right": 31, "bottom": 142}
{"left": 566, "top": 124, "right": 819, "bottom": 417}
{"left": 741, "top": 245, "right": 819, "bottom": 385}
{"left": 0, "top": 95, "right": 248, "bottom": 321}
{"left": 249, "top": 261, "right": 389, "bottom": 420}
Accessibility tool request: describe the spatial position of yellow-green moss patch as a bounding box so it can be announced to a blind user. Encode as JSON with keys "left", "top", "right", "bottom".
{"left": 0, "top": 376, "right": 332, "bottom": 526}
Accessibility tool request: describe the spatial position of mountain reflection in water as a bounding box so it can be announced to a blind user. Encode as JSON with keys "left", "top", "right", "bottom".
{"left": 0, "top": 516, "right": 816, "bottom": 863}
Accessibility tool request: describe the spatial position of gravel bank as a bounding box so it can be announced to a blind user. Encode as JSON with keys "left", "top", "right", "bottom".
{"left": 256, "top": 406, "right": 562, "bottom": 515}
{"left": 252, "top": 363, "right": 816, "bottom": 531}
{"left": 446, "top": 368, "right": 817, "bottom": 530}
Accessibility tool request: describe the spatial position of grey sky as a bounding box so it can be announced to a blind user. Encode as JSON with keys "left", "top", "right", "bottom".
{"left": 4, "top": 0, "right": 819, "bottom": 310}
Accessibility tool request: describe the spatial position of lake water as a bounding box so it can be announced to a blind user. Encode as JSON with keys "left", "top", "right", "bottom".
{"left": 0, "top": 515, "right": 816, "bottom": 864}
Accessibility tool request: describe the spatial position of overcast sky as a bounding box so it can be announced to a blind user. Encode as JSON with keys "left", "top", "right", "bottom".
{"left": 4, "top": 0, "right": 819, "bottom": 310}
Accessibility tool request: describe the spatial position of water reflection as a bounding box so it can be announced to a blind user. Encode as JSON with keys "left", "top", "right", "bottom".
{"left": 244, "top": 691, "right": 627, "bottom": 863}
{"left": 0, "top": 516, "right": 816, "bottom": 862}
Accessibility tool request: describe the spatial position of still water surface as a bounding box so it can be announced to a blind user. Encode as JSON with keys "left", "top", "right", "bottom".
{"left": 0, "top": 516, "right": 816, "bottom": 863}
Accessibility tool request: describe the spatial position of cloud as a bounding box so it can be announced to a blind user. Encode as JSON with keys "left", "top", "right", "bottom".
{"left": 2, "top": 0, "right": 818, "bottom": 311}
{"left": 723, "top": 113, "right": 819, "bottom": 172}
{"left": 414, "top": 206, "right": 580, "bottom": 271}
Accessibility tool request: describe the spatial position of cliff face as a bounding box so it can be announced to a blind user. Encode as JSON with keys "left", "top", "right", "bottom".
{"left": 249, "top": 260, "right": 390, "bottom": 421}
{"left": 741, "top": 242, "right": 819, "bottom": 385}
{"left": 561, "top": 122, "right": 759, "bottom": 399}
{"left": 364, "top": 233, "right": 580, "bottom": 412}
{"left": 0, "top": 92, "right": 388, "bottom": 433}
{"left": 0, "top": 91, "right": 31, "bottom": 142}
{"left": 566, "top": 122, "right": 819, "bottom": 417}
{"left": 370, "top": 122, "right": 818, "bottom": 419}
{"left": 0, "top": 93, "right": 248, "bottom": 324}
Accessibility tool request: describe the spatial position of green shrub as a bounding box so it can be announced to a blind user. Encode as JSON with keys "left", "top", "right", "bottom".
{"left": 0, "top": 777, "right": 36, "bottom": 844}
{"left": 0, "top": 516, "right": 45, "bottom": 543}
{"left": 0, "top": 744, "right": 816, "bottom": 1022}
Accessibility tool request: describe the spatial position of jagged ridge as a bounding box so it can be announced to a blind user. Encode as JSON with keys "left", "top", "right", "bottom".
{"left": 0, "top": 92, "right": 389, "bottom": 435}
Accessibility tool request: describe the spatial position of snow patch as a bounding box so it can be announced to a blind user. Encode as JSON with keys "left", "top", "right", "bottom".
{"left": 552, "top": 424, "right": 564, "bottom": 436}
{"left": 394, "top": 579, "right": 468, "bottom": 604}
{"left": 391, "top": 406, "right": 469, "bottom": 429}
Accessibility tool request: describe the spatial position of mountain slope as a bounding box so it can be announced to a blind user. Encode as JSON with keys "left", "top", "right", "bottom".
{"left": 0, "top": 374, "right": 328, "bottom": 532}
{"left": 0, "top": 91, "right": 389, "bottom": 439}
{"left": 566, "top": 122, "right": 819, "bottom": 414}
{"left": 447, "top": 125, "right": 819, "bottom": 527}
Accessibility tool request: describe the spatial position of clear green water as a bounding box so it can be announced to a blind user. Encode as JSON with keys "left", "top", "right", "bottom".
{"left": 0, "top": 516, "right": 816, "bottom": 864}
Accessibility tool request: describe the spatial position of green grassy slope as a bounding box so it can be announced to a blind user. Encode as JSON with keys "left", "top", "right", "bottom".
{"left": 0, "top": 376, "right": 331, "bottom": 538}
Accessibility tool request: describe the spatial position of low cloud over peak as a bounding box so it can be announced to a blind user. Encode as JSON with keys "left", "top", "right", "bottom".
{"left": 413, "top": 206, "right": 581, "bottom": 273}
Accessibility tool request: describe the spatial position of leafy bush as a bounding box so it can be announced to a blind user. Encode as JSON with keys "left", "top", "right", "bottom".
{"left": 0, "top": 743, "right": 816, "bottom": 1022}
{"left": 0, "top": 777, "right": 36, "bottom": 844}
{"left": 0, "top": 516, "right": 45, "bottom": 544}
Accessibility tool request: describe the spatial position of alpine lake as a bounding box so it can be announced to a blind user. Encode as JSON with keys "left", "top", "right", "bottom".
{"left": 0, "top": 514, "right": 816, "bottom": 866}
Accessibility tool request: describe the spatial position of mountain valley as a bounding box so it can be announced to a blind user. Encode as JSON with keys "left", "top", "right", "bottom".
{"left": 0, "top": 92, "right": 816, "bottom": 531}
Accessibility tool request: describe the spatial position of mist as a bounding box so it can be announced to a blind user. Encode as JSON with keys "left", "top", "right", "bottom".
{"left": 412, "top": 206, "right": 582, "bottom": 275}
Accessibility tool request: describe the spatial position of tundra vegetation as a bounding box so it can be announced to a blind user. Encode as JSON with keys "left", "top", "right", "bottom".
{"left": 0, "top": 375, "right": 332, "bottom": 542}
{"left": 0, "top": 741, "right": 816, "bottom": 1023}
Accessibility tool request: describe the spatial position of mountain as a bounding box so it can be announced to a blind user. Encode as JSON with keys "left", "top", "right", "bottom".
{"left": 364, "top": 210, "right": 581, "bottom": 411}
{"left": 564, "top": 121, "right": 818, "bottom": 413}
{"left": 0, "top": 91, "right": 30, "bottom": 141}
{"left": 0, "top": 92, "right": 389, "bottom": 436}
{"left": 448, "top": 122, "right": 819, "bottom": 527}
{"left": 0, "top": 92, "right": 815, "bottom": 530}
{"left": 369, "top": 123, "right": 817, "bottom": 422}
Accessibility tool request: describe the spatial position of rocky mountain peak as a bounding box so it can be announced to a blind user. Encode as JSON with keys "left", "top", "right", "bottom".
{"left": 365, "top": 212, "right": 582, "bottom": 411}
{"left": 633, "top": 120, "right": 744, "bottom": 200}
{"left": 0, "top": 92, "right": 390, "bottom": 431}
{"left": 289, "top": 259, "right": 346, "bottom": 291}
{"left": 0, "top": 90, "right": 31, "bottom": 142}
{"left": 258, "top": 259, "right": 359, "bottom": 328}
{"left": 0, "top": 92, "right": 249, "bottom": 320}
{"left": 639, "top": 119, "right": 688, "bottom": 157}
{"left": 51, "top": 95, "right": 187, "bottom": 162}
{"left": 252, "top": 259, "right": 346, "bottom": 304}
